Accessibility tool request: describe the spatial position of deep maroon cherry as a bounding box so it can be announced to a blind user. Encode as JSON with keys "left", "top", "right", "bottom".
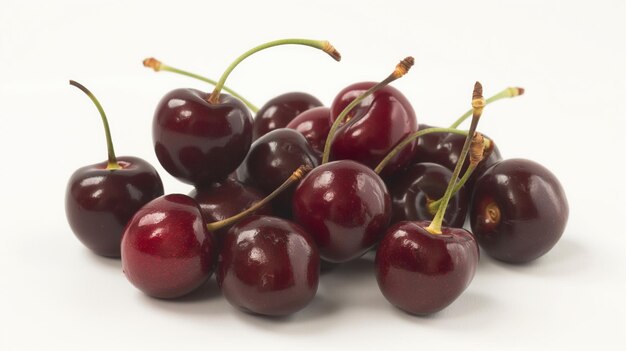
{"left": 285, "top": 106, "right": 331, "bottom": 157}
{"left": 66, "top": 81, "right": 164, "bottom": 258}
{"left": 153, "top": 88, "right": 252, "bottom": 186}
{"left": 375, "top": 220, "right": 479, "bottom": 315}
{"left": 293, "top": 160, "right": 391, "bottom": 263}
{"left": 329, "top": 82, "right": 418, "bottom": 176}
{"left": 121, "top": 194, "right": 215, "bottom": 298}
{"left": 388, "top": 162, "right": 468, "bottom": 227}
{"left": 236, "top": 128, "right": 319, "bottom": 217}
{"left": 470, "top": 158, "right": 568, "bottom": 263}
{"left": 189, "top": 178, "right": 272, "bottom": 239}
{"left": 253, "top": 92, "right": 322, "bottom": 140}
{"left": 217, "top": 215, "right": 319, "bottom": 316}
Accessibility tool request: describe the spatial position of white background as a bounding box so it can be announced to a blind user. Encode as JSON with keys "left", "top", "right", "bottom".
{"left": 1, "top": 0, "right": 625, "bottom": 350}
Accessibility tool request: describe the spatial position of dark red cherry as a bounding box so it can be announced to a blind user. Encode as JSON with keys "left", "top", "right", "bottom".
{"left": 329, "top": 82, "right": 418, "bottom": 176}
{"left": 67, "top": 80, "right": 164, "bottom": 258}
{"left": 293, "top": 160, "right": 391, "bottom": 263}
{"left": 285, "top": 106, "right": 331, "bottom": 157}
{"left": 189, "top": 178, "right": 272, "bottom": 239}
{"left": 470, "top": 158, "right": 568, "bottom": 263}
{"left": 121, "top": 194, "right": 215, "bottom": 298}
{"left": 153, "top": 88, "right": 252, "bottom": 186}
{"left": 236, "top": 128, "right": 319, "bottom": 217}
{"left": 375, "top": 220, "right": 479, "bottom": 315}
{"left": 388, "top": 162, "right": 468, "bottom": 227}
{"left": 253, "top": 92, "right": 323, "bottom": 140}
{"left": 217, "top": 215, "right": 319, "bottom": 316}
{"left": 412, "top": 123, "right": 447, "bottom": 163}
{"left": 66, "top": 157, "right": 164, "bottom": 257}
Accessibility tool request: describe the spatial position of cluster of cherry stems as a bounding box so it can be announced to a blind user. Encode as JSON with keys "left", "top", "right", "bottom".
{"left": 66, "top": 38, "right": 568, "bottom": 317}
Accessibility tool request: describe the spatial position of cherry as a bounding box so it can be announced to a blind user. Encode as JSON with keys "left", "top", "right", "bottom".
{"left": 217, "top": 215, "right": 319, "bottom": 316}
{"left": 149, "top": 39, "right": 340, "bottom": 186}
{"left": 121, "top": 194, "right": 214, "bottom": 298}
{"left": 375, "top": 82, "right": 485, "bottom": 315}
{"left": 253, "top": 92, "right": 323, "bottom": 140}
{"left": 328, "top": 81, "right": 417, "bottom": 177}
{"left": 388, "top": 162, "right": 468, "bottom": 227}
{"left": 236, "top": 128, "right": 319, "bottom": 217}
{"left": 189, "top": 178, "right": 272, "bottom": 238}
{"left": 285, "top": 106, "right": 331, "bottom": 157}
{"left": 122, "top": 166, "right": 311, "bottom": 299}
{"left": 376, "top": 220, "right": 479, "bottom": 315}
{"left": 66, "top": 81, "right": 164, "bottom": 258}
{"left": 470, "top": 158, "right": 568, "bottom": 263}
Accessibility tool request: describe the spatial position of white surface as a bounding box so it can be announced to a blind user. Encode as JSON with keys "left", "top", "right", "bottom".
{"left": 1, "top": 0, "right": 625, "bottom": 350}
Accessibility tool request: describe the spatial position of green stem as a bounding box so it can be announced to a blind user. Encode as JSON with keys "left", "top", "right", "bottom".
{"left": 427, "top": 163, "right": 477, "bottom": 215}
{"left": 449, "top": 87, "right": 524, "bottom": 129}
{"left": 322, "top": 57, "right": 414, "bottom": 164}
{"left": 207, "top": 39, "right": 340, "bottom": 104}
{"left": 143, "top": 58, "right": 259, "bottom": 112}
{"left": 373, "top": 127, "right": 470, "bottom": 173}
{"left": 69, "top": 80, "right": 120, "bottom": 170}
{"left": 206, "top": 165, "right": 311, "bottom": 232}
{"left": 426, "top": 82, "right": 484, "bottom": 234}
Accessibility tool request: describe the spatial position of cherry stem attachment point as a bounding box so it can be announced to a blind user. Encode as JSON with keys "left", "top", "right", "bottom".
{"left": 322, "top": 56, "right": 414, "bottom": 164}
{"left": 206, "top": 165, "right": 312, "bottom": 232}
{"left": 142, "top": 58, "right": 259, "bottom": 113}
{"left": 69, "top": 80, "right": 120, "bottom": 170}
{"left": 207, "top": 39, "right": 341, "bottom": 104}
{"left": 426, "top": 132, "right": 486, "bottom": 214}
{"left": 449, "top": 86, "right": 524, "bottom": 129}
{"left": 426, "top": 82, "right": 485, "bottom": 235}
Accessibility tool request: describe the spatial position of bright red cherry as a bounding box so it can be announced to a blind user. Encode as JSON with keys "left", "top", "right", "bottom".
{"left": 217, "top": 215, "right": 319, "bottom": 316}
{"left": 253, "top": 92, "right": 322, "bottom": 140}
{"left": 285, "top": 106, "right": 331, "bottom": 157}
{"left": 293, "top": 160, "right": 391, "bottom": 262}
{"left": 121, "top": 194, "right": 215, "bottom": 298}
{"left": 470, "top": 158, "right": 568, "bottom": 263}
{"left": 66, "top": 81, "right": 164, "bottom": 258}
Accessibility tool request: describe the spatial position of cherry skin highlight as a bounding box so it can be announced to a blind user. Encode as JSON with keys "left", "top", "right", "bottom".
{"left": 329, "top": 82, "right": 418, "bottom": 177}
{"left": 153, "top": 88, "right": 252, "bottom": 186}
{"left": 236, "top": 128, "right": 319, "bottom": 218}
{"left": 285, "top": 106, "right": 331, "bottom": 157}
{"left": 217, "top": 215, "right": 319, "bottom": 316}
{"left": 375, "top": 220, "right": 479, "bottom": 315}
{"left": 253, "top": 92, "right": 323, "bottom": 140}
{"left": 470, "top": 158, "right": 568, "bottom": 263}
{"left": 293, "top": 160, "right": 392, "bottom": 263}
{"left": 121, "top": 194, "right": 215, "bottom": 299}
{"left": 388, "top": 162, "right": 468, "bottom": 227}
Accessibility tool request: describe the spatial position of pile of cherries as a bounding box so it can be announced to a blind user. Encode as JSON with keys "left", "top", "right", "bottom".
{"left": 66, "top": 39, "right": 569, "bottom": 317}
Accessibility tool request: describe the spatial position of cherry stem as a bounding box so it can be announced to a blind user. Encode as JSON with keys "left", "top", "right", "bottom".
{"left": 207, "top": 39, "right": 341, "bottom": 104}
{"left": 69, "top": 80, "right": 120, "bottom": 170}
{"left": 427, "top": 133, "right": 487, "bottom": 214}
{"left": 321, "top": 57, "right": 415, "bottom": 164}
{"left": 206, "top": 165, "right": 312, "bottom": 232}
{"left": 426, "top": 82, "right": 485, "bottom": 235}
{"left": 142, "top": 58, "right": 259, "bottom": 112}
{"left": 449, "top": 87, "right": 523, "bottom": 129}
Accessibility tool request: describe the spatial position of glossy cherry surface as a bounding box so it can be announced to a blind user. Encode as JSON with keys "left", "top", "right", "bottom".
{"left": 293, "top": 160, "right": 391, "bottom": 263}
{"left": 66, "top": 156, "right": 164, "bottom": 257}
{"left": 153, "top": 88, "right": 252, "bottom": 186}
{"left": 217, "top": 215, "right": 319, "bottom": 316}
{"left": 388, "top": 162, "right": 468, "bottom": 227}
{"left": 252, "top": 92, "right": 322, "bottom": 140}
{"left": 375, "top": 220, "right": 479, "bottom": 315}
{"left": 189, "top": 178, "right": 272, "bottom": 238}
{"left": 121, "top": 194, "right": 214, "bottom": 298}
{"left": 470, "top": 158, "right": 568, "bottom": 263}
{"left": 285, "top": 106, "right": 331, "bottom": 157}
{"left": 329, "top": 82, "right": 418, "bottom": 176}
{"left": 236, "top": 128, "right": 319, "bottom": 217}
